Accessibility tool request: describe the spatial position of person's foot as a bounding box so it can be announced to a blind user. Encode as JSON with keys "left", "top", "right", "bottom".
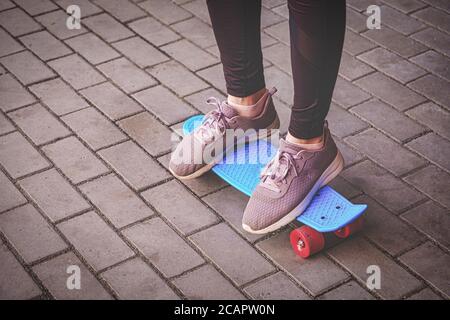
{"left": 242, "top": 122, "right": 344, "bottom": 234}
{"left": 169, "top": 88, "right": 280, "bottom": 180}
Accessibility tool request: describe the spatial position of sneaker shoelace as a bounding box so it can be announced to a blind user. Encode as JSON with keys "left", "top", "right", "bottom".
{"left": 195, "top": 97, "right": 230, "bottom": 144}
{"left": 260, "top": 151, "right": 301, "bottom": 193}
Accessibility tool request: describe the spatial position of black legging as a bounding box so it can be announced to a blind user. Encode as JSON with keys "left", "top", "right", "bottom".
{"left": 207, "top": 0, "right": 346, "bottom": 139}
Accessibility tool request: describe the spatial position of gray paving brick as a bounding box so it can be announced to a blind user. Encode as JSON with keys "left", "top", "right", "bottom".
{"left": 80, "top": 174, "right": 154, "bottom": 228}
{"left": 379, "top": 5, "right": 425, "bottom": 35}
{"left": 404, "top": 165, "right": 450, "bottom": 209}
{"left": 190, "top": 223, "right": 275, "bottom": 286}
{"left": 0, "top": 204, "right": 67, "bottom": 263}
{"left": 58, "top": 211, "right": 134, "bottom": 271}
{"left": 343, "top": 29, "right": 377, "bottom": 56}
{"left": 358, "top": 47, "right": 426, "bottom": 84}
{"left": 19, "top": 168, "right": 90, "bottom": 222}
{"left": 363, "top": 27, "right": 427, "bottom": 58}
{"left": 94, "top": 0, "right": 146, "bottom": 23}
{"left": 0, "top": 74, "right": 36, "bottom": 112}
{"left": 181, "top": 0, "right": 211, "bottom": 25}
{"left": 1, "top": 51, "right": 55, "bottom": 85}
{"left": 113, "top": 37, "right": 169, "bottom": 68}
{"left": 328, "top": 176, "right": 363, "bottom": 199}
{"left": 0, "top": 170, "right": 27, "bottom": 213}
{"left": 9, "top": 103, "right": 70, "bottom": 145}
{"left": 354, "top": 72, "right": 426, "bottom": 111}
{"left": 139, "top": 0, "right": 191, "bottom": 25}
{"left": 263, "top": 43, "right": 291, "bottom": 76}
{"left": 328, "top": 237, "right": 421, "bottom": 299}
{"left": 264, "top": 21, "right": 289, "bottom": 46}
{"left": 42, "top": 136, "right": 109, "bottom": 184}
{"left": 410, "top": 50, "right": 450, "bottom": 81}
{"left": 162, "top": 40, "right": 219, "bottom": 72}
{"left": 133, "top": 85, "right": 197, "bottom": 125}
{"left": 332, "top": 76, "right": 371, "bottom": 109}
{"left": 326, "top": 103, "right": 369, "bottom": 138}
{"left": 196, "top": 63, "right": 227, "bottom": 94}
{"left": 421, "top": 0, "right": 450, "bottom": 11}
{"left": 157, "top": 153, "right": 227, "bottom": 197}
{"left": 79, "top": 82, "right": 143, "bottom": 120}
{"left": 261, "top": 6, "right": 285, "bottom": 28}
{"left": 0, "top": 112, "right": 14, "bottom": 135}
{"left": 356, "top": 195, "right": 425, "bottom": 256}
{"left": 0, "top": 243, "right": 41, "bottom": 299}
{"left": 65, "top": 33, "right": 120, "bottom": 65}
{"left": 0, "top": 28, "right": 24, "bottom": 57}
{"left": 29, "top": 78, "right": 88, "bottom": 116}
{"left": 55, "top": 0, "right": 102, "bottom": 17}
{"left": 402, "top": 201, "right": 450, "bottom": 250}
{"left": 339, "top": 51, "right": 374, "bottom": 81}
{"left": 20, "top": 31, "right": 72, "bottom": 61}
{"left": 406, "top": 102, "right": 450, "bottom": 140}
{"left": 172, "top": 17, "right": 216, "bottom": 49}
{"left": 173, "top": 264, "right": 245, "bottom": 300}
{"left": 0, "top": 8, "right": 41, "bottom": 36}
{"left": 351, "top": 99, "right": 426, "bottom": 143}
{"left": 408, "top": 74, "right": 449, "bottom": 110}
{"left": 0, "top": 0, "right": 15, "bottom": 11}
{"left": 334, "top": 137, "right": 365, "bottom": 168}
{"left": 123, "top": 218, "right": 204, "bottom": 277}
{"left": 202, "top": 187, "right": 263, "bottom": 243}
{"left": 318, "top": 281, "right": 375, "bottom": 300}
{"left": 118, "top": 112, "right": 173, "bottom": 156}
{"left": 264, "top": 66, "right": 293, "bottom": 106}
{"left": 257, "top": 229, "right": 349, "bottom": 296}
{"left": 184, "top": 88, "right": 226, "bottom": 115}
{"left": 412, "top": 7, "right": 450, "bottom": 34}
{"left": 33, "top": 251, "right": 112, "bottom": 299}
{"left": 142, "top": 180, "right": 218, "bottom": 235}
{"left": 61, "top": 108, "right": 127, "bottom": 150}
{"left": 101, "top": 258, "right": 178, "bottom": 299}
{"left": 128, "top": 16, "right": 180, "bottom": 47}
{"left": 383, "top": 0, "right": 427, "bottom": 13}
{"left": 48, "top": 54, "right": 106, "bottom": 90}
{"left": 345, "top": 129, "right": 426, "bottom": 176}
{"left": 244, "top": 272, "right": 310, "bottom": 300}
{"left": 406, "top": 133, "right": 450, "bottom": 172}
{"left": 36, "top": 10, "right": 87, "bottom": 40}
{"left": 400, "top": 242, "right": 450, "bottom": 298}
{"left": 346, "top": 7, "right": 367, "bottom": 33}
{"left": 341, "top": 160, "right": 426, "bottom": 213}
{"left": 408, "top": 288, "right": 443, "bottom": 300}
{"left": 0, "top": 131, "right": 50, "bottom": 179}
{"left": 97, "top": 58, "right": 156, "bottom": 94}
{"left": 99, "top": 140, "right": 170, "bottom": 191}
{"left": 411, "top": 27, "right": 450, "bottom": 57}
{"left": 148, "top": 60, "right": 209, "bottom": 97}
{"left": 14, "top": 0, "right": 57, "bottom": 16}
{"left": 84, "top": 13, "right": 134, "bottom": 43}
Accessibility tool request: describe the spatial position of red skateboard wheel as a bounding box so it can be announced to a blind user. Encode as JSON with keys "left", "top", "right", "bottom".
{"left": 290, "top": 226, "right": 325, "bottom": 259}
{"left": 334, "top": 215, "right": 364, "bottom": 239}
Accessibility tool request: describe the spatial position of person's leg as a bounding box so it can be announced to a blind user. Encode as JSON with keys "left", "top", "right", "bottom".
{"left": 207, "top": 0, "right": 266, "bottom": 107}
{"left": 287, "top": 0, "right": 346, "bottom": 142}
{"left": 170, "top": 0, "right": 280, "bottom": 180}
{"left": 242, "top": 0, "right": 347, "bottom": 234}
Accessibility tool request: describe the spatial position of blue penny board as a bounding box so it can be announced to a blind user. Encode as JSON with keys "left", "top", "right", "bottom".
{"left": 183, "top": 115, "right": 367, "bottom": 232}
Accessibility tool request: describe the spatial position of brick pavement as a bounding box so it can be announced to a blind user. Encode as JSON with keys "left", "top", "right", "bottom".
{"left": 0, "top": 0, "right": 449, "bottom": 300}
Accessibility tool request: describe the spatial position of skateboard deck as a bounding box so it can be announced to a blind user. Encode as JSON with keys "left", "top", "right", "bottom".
{"left": 182, "top": 115, "right": 367, "bottom": 233}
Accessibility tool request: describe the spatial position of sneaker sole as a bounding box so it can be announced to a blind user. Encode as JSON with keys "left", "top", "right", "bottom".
{"left": 242, "top": 150, "right": 345, "bottom": 234}
{"left": 171, "top": 115, "right": 280, "bottom": 181}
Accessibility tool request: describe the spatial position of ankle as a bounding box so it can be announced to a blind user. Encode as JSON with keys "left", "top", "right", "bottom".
{"left": 228, "top": 88, "right": 267, "bottom": 106}
{"left": 286, "top": 132, "right": 324, "bottom": 150}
